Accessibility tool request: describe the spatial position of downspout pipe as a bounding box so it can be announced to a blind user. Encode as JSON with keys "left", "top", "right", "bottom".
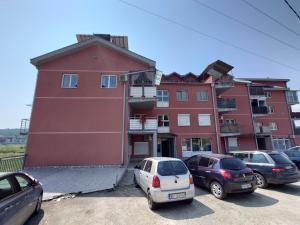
{"left": 121, "top": 75, "right": 127, "bottom": 165}
{"left": 211, "top": 83, "right": 221, "bottom": 154}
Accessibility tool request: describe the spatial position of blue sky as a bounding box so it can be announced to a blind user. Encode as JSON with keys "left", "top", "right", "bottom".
{"left": 0, "top": 0, "right": 300, "bottom": 128}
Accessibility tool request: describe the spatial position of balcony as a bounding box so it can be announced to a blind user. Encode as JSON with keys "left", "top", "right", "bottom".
{"left": 286, "top": 91, "right": 299, "bottom": 105}
{"left": 129, "top": 117, "right": 157, "bottom": 133}
{"left": 215, "top": 81, "right": 234, "bottom": 95}
{"left": 220, "top": 124, "right": 240, "bottom": 137}
{"left": 252, "top": 106, "right": 269, "bottom": 115}
{"left": 157, "top": 126, "right": 170, "bottom": 133}
{"left": 254, "top": 125, "right": 271, "bottom": 136}
{"left": 217, "top": 98, "right": 236, "bottom": 113}
{"left": 128, "top": 86, "right": 156, "bottom": 109}
{"left": 250, "top": 87, "right": 265, "bottom": 96}
{"left": 20, "top": 119, "right": 30, "bottom": 135}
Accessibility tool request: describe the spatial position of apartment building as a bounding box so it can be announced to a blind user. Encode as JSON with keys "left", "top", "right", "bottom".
{"left": 24, "top": 34, "right": 299, "bottom": 167}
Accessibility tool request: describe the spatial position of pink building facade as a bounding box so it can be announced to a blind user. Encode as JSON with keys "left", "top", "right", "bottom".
{"left": 24, "top": 34, "right": 300, "bottom": 167}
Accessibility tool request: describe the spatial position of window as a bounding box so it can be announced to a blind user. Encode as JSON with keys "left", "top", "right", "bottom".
{"left": 273, "top": 138, "right": 290, "bottom": 150}
{"left": 176, "top": 90, "right": 188, "bottom": 101}
{"left": 15, "top": 175, "right": 31, "bottom": 191}
{"left": 268, "top": 106, "right": 275, "bottom": 113}
{"left": 158, "top": 115, "right": 169, "bottom": 127}
{"left": 62, "top": 74, "right": 78, "bottom": 88}
{"left": 0, "top": 177, "right": 14, "bottom": 201}
{"left": 269, "top": 153, "right": 291, "bottom": 164}
{"left": 264, "top": 92, "right": 272, "bottom": 98}
{"left": 187, "top": 156, "right": 198, "bottom": 167}
{"left": 228, "top": 137, "right": 238, "bottom": 151}
{"left": 101, "top": 75, "right": 117, "bottom": 88}
{"left": 220, "top": 158, "right": 246, "bottom": 170}
{"left": 198, "top": 114, "right": 211, "bottom": 126}
{"left": 294, "top": 119, "right": 300, "bottom": 128}
{"left": 157, "top": 161, "right": 188, "bottom": 176}
{"left": 156, "top": 90, "right": 169, "bottom": 107}
{"left": 182, "top": 138, "right": 211, "bottom": 152}
{"left": 233, "top": 153, "right": 249, "bottom": 162}
{"left": 137, "top": 160, "right": 147, "bottom": 170}
{"left": 144, "top": 160, "right": 152, "bottom": 173}
{"left": 178, "top": 114, "right": 190, "bottom": 126}
{"left": 249, "top": 153, "right": 269, "bottom": 164}
{"left": 198, "top": 157, "right": 210, "bottom": 167}
{"left": 269, "top": 122, "right": 278, "bottom": 131}
{"left": 197, "top": 91, "right": 208, "bottom": 101}
{"left": 226, "top": 119, "right": 236, "bottom": 125}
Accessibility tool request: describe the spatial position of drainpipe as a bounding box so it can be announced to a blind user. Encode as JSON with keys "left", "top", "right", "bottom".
{"left": 121, "top": 75, "right": 127, "bottom": 165}
{"left": 286, "top": 91, "right": 296, "bottom": 147}
{"left": 211, "top": 83, "right": 221, "bottom": 153}
{"left": 247, "top": 84, "right": 259, "bottom": 149}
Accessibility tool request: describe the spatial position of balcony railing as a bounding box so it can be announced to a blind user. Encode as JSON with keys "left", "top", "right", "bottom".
{"left": 129, "top": 117, "right": 157, "bottom": 131}
{"left": 217, "top": 98, "right": 236, "bottom": 111}
{"left": 20, "top": 119, "right": 30, "bottom": 135}
{"left": 215, "top": 81, "right": 234, "bottom": 89}
{"left": 252, "top": 106, "right": 269, "bottom": 115}
{"left": 220, "top": 124, "right": 240, "bottom": 136}
{"left": 254, "top": 125, "right": 271, "bottom": 135}
{"left": 129, "top": 86, "right": 156, "bottom": 98}
{"left": 286, "top": 91, "right": 299, "bottom": 105}
{"left": 250, "top": 87, "right": 265, "bottom": 96}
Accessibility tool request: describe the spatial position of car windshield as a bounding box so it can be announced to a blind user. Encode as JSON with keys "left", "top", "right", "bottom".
{"left": 269, "top": 153, "right": 292, "bottom": 164}
{"left": 220, "top": 158, "right": 247, "bottom": 170}
{"left": 157, "top": 161, "right": 188, "bottom": 176}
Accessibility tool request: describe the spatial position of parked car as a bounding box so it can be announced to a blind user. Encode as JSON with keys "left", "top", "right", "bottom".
{"left": 230, "top": 151, "right": 300, "bottom": 188}
{"left": 0, "top": 172, "right": 43, "bottom": 225}
{"left": 288, "top": 146, "right": 300, "bottom": 151}
{"left": 184, "top": 153, "right": 256, "bottom": 199}
{"left": 133, "top": 157, "right": 195, "bottom": 210}
{"left": 283, "top": 149, "right": 300, "bottom": 169}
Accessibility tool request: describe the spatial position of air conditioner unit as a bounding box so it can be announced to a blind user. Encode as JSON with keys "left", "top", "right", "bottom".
{"left": 119, "top": 74, "right": 128, "bottom": 82}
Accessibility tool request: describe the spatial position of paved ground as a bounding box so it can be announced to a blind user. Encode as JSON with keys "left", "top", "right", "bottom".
{"left": 26, "top": 169, "right": 300, "bottom": 225}
{"left": 24, "top": 166, "right": 126, "bottom": 200}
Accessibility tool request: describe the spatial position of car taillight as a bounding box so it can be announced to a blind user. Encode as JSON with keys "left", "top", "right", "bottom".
{"left": 152, "top": 175, "right": 160, "bottom": 188}
{"left": 189, "top": 174, "right": 194, "bottom": 185}
{"left": 272, "top": 168, "right": 286, "bottom": 173}
{"left": 220, "top": 169, "right": 232, "bottom": 179}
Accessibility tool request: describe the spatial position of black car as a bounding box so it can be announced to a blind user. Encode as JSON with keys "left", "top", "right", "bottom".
{"left": 0, "top": 172, "right": 43, "bottom": 225}
{"left": 283, "top": 149, "right": 300, "bottom": 169}
{"left": 230, "top": 151, "right": 300, "bottom": 188}
{"left": 185, "top": 153, "right": 256, "bottom": 199}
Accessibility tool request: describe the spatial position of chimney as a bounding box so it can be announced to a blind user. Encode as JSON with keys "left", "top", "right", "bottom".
{"left": 76, "top": 34, "right": 129, "bottom": 49}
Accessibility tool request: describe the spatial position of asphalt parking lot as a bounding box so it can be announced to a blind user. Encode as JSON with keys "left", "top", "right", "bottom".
{"left": 26, "top": 173, "right": 300, "bottom": 225}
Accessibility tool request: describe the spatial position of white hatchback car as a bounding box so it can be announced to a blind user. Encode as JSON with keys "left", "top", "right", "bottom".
{"left": 133, "top": 157, "right": 195, "bottom": 210}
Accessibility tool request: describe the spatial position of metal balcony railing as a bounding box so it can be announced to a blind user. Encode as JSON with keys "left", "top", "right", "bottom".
{"left": 250, "top": 87, "right": 265, "bottom": 96}
{"left": 129, "top": 86, "right": 156, "bottom": 98}
{"left": 254, "top": 125, "right": 271, "bottom": 135}
{"left": 252, "top": 106, "right": 269, "bottom": 114}
{"left": 217, "top": 98, "right": 236, "bottom": 109}
{"left": 20, "top": 119, "right": 30, "bottom": 135}
{"left": 220, "top": 124, "right": 240, "bottom": 134}
{"left": 129, "top": 117, "right": 157, "bottom": 131}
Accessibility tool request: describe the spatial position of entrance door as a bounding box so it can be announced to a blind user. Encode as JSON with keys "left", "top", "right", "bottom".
{"left": 257, "top": 138, "right": 266, "bottom": 150}
{"left": 161, "top": 140, "right": 170, "bottom": 157}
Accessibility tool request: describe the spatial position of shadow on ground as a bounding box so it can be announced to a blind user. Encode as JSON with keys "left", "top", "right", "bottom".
{"left": 225, "top": 192, "right": 278, "bottom": 207}
{"left": 25, "top": 209, "right": 44, "bottom": 225}
{"left": 267, "top": 183, "right": 300, "bottom": 197}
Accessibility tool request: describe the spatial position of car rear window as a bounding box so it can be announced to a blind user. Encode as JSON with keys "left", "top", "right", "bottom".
{"left": 269, "top": 153, "right": 292, "bottom": 164}
{"left": 285, "top": 151, "right": 300, "bottom": 157}
{"left": 157, "top": 161, "right": 188, "bottom": 176}
{"left": 220, "top": 158, "right": 247, "bottom": 170}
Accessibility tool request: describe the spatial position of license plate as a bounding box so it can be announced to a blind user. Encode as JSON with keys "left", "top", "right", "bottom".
{"left": 241, "top": 183, "right": 252, "bottom": 189}
{"left": 169, "top": 192, "right": 186, "bottom": 199}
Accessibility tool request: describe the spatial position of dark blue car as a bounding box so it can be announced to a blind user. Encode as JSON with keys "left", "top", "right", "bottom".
{"left": 0, "top": 172, "right": 43, "bottom": 225}
{"left": 185, "top": 153, "right": 256, "bottom": 199}
{"left": 284, "top": 149, "right": 300, "bottom": 169}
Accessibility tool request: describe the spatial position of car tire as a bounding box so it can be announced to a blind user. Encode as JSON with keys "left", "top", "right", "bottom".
{"left": 133, "top": 175, "right": 139, "bottom": 188}
{"left": 34, "top": 194, "right": 43, "bottom": 215}
{"left": 210, "top": 181, "right": 227, "bottom": 200}
{"left": 185, "top": 198, "right": 194, "bottom": 204}
{"left": 246, "top": 189, "right": 255, "bottom": 194}
{"left": 254, "top": 173, "right": 268, "bottom": 188}
{"left": 147, "top": 191, "right": 157, "bottom": 210}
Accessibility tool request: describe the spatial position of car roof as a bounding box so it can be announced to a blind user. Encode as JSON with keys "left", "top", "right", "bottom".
{"left": 192, "top": 152, "right": 232, "bottom": 160}
{"left": 0, "top": 171, "right": 27, "bottom": 179}
{"left": 145, "top": 157, "right": 182, "bottom": 162}
{"left": 230, "top": 150, "right": 281, "bottom": 154}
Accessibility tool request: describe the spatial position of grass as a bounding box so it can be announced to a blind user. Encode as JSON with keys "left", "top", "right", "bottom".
{"left": 0, "top": 144, "right": 26, "bottom": 158}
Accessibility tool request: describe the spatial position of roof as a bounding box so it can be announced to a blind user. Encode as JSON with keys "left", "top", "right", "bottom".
{"left": 31, "top": 36, "right": 155, "bottom": 67}
{"left": 240, "top": 78, "right": 290, "bottom": 82}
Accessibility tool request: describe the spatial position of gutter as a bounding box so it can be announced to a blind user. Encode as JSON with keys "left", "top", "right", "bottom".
{"left": 121, "top": 77, "right": 126, "bottom": 165}
{"left": 211, "top": 83, "right": 221, "bottom": 153}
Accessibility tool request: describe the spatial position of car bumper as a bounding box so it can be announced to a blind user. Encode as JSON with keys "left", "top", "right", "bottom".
{"left": 150, "top": 185, "right": 195, "bottom": 203}
{"left": 224, "top": 180, "right": 257, "bottom": 194}
{"left": 267, "top": 173, "right": 300, "bottom": 184}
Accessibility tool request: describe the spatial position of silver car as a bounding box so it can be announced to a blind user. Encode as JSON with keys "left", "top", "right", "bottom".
{"left": 0, "top": 172, "right": 43, "bottom": 225}
{"left": 133, "top": 157, "right": 195, "bottom": 210}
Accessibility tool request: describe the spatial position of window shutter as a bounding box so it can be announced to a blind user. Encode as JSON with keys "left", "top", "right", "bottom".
{"left": 198, "top": 114, "right": 211, "bottom": 126}
{"left": 178, "top": 114, "right": 190, "bottom": 126}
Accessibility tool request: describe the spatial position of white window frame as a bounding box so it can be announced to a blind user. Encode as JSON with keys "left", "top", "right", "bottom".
{"left": 178, "top": 114, "right": 190, "bottom": 126}
{"left": 61, "top": 74, "right": 78, "bottom": 88}
{"left": 269, "top": 122, "right": 278, "bottom": 131}
{"left": 228, "top": 137, "right": 238, "bottom": 151}
{"left": 265, "top": 92, "right": 272, "bottom": 98}
{"left": 197, "top": 91, "right": 208, "bottom": 101}
{"left": 273, "top": 138, "right": 290, "bottom": 150}
{"left": 198, "top": 114, "right": 211, "bottom": 126}
{"left": 181, "top": 138, "right": 212, "bottom": 152}
{"left": 268, "top": 106, "right": 275, "bottom": 113}
{"left": 176, "top": 90, "right": 188, "bottom": 101}
{"left": 156, "top": 90, "right": 169, "bottom": 107}
{"left": 294, "top": 119, "right": 300, "bottom": 128}
{"left": 226, "top": 119, "right": 236, "bottom": 125}
{"left": 101, "top": 75, "right": 117, "bottom": 88}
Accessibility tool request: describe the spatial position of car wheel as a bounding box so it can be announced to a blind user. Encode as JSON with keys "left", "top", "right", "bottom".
{"left": 210, "top": 181, "right": 227, "bottom": 199}
{"left": 34, "top": 194, "right": 42, "bottom": 215}
{"left": 147, "top": 191, "right": 157, "bottom": 210}
{"left": 246, "top": 189, "right": 255, "bottom": 194}
{"left": 185, "top": 198, "right": 194, "bottom": 204}
{"left": 254, "top": 173, "right": 268, "bottom": 188}
{"left": 133, "top": 175, "right": 139, "bottom": 188}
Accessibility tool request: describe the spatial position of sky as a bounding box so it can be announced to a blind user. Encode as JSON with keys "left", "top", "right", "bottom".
{"left": 0, "top": 0, "right": 300, "bottom": 129}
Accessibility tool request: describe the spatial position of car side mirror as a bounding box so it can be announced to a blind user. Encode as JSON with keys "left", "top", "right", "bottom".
{"left": 31, "top": 179, "right": 39, "bottom": 186}
{"left": 134, "top": 165, "right": 141, "bottom": 169}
